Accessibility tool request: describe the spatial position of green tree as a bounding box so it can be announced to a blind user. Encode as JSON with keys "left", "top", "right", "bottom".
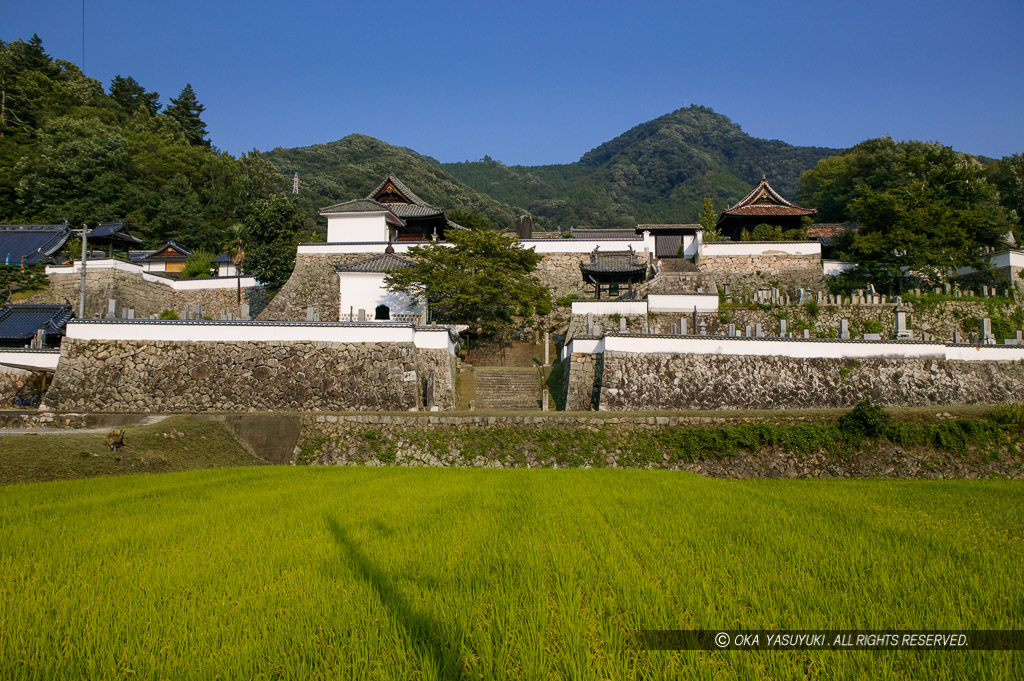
{"left": 800, "top": 139, "right": 1012, "bottom": 291}
{"left": 384, "top": 229, "right": 551, "bottom": 338}
{"left": 164, "top": 83, "right": 209, "bottom": 148}
{"left": 181, "top": 250, "right": 214, "bottom": 278}
{"left": 987, "top": 153, "right": 1024, "bottom": 236}
{"left": 446, "top": 210, "right": 493, "bottom": 230}
{"left": 242, "top": 194, "right": 306, "bottom": 289}
{"left": 109, "top": 75, "right": 160, "bottom": 116}
{"left": 15, "top": 116, "right": 130, "bottom": 224}
{"left": 698, "top": 197, "right": 720, "bottom": 241}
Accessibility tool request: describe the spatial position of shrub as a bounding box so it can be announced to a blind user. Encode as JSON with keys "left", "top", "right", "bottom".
{"left": 158, "top": 309, "right": 179, "bottom": 320}
{"left": 862, "top": 320, "right": 883, "bottom": 334}
{"left": 839, "top": 398, "right": 892, "bottom": 438}
{"left": 181, "top": 250, "right": 214, "bottom": 279}
{"left": 804, "top": 299, "right": 820, "bottom": 319}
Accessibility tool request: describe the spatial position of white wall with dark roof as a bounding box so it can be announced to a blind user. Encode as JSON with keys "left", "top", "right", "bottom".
{"left": 337, "top": 271, "right": 424, "bottom": 322}
{"left": 325, "top": 213, "right": 390, "bottom": 243}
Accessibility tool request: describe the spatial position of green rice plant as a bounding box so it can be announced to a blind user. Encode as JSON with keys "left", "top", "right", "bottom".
{"left": 0, "top": 469, "right": 1021, "bottom": 680}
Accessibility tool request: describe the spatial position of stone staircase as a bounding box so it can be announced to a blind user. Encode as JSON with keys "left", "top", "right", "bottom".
{"left": 472, "top": 367, "right": 543, "bottom": 411}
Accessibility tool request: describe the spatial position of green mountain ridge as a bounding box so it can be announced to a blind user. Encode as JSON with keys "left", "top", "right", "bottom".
{"left": 264, "top": 106, "right": 842, "bottom": 232}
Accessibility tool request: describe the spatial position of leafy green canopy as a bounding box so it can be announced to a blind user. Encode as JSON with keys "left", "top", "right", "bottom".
{"left": 384, "top": 230, "right": 551, "bottom": 337}
{"left": 799, "top": 138, "right": 1013, "bottom": 291}
{"left": 0, "top": 36, "right": 283, "bottom": 252}
{"left": 242, "top": 194, "right": 309, "bottom": 289}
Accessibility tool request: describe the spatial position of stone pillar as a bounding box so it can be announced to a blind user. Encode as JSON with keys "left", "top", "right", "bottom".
{"left": 954, "top": 330, "right": 964, "bottom": 344}
{"left": 619, "top": 318, "right": 626, "bottom": 333}
{"left": 728, "top": 323, "right": 736, "bottom": 337}
{"left": 802, "top": 329, "right": 810, "bottom": 339}
{"left": 840, "top": 319, "right": 850, "bottom": 340}
{"left": 240, "top": 304, "right": 250, "bottom": 321}
{"left": 358, "top": 309, "right": 366, "bottom": 322}
{"left": 754, "top": 323, "right": 763, "bottom": 338}
{"left": 544, "top": 331, "right": 551, "bottom": 365}
{"left": 680, "top": 319, "right": 687, "bottom": 335}
{"left": 307, "top": 306, "right": 316, "bottom": 322}
{"left": 744, "top": 325, "right": 752, "bottom": 337}
{"left": 778, "top": 319, "right": 787, "bottom": 337}
{"left": 107, "top": 299, "right": 118, "bottom": 319}
{"left": 670, "top": 323, "right": 678, "bottom": 335}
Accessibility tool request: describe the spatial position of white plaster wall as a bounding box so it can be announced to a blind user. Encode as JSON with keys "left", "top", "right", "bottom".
{"left": 647, "top": 294, "right": 719, "bottom": 313}
{"left": 571, "top": 301, "right": 648, "bottom": 316}
{"left": 65, "top": 320, "right": 455, "bottom": 354}
{"left": 0, "top": 349, "right": 61, "bottom": 371}
{"left": 823, "top": 260, "right": 858, "bottom": 276}
{"left": 46, "top": 259, "right": 143, "bottom": 275}
{"left": 337, "top": 271, "right": 424, "bottom": 321}
{"left": 140, "top": 274, "right": 259, "bottom": 290}
{"left": 700, "top": 241, "right": 821, "bottom": 256}
{"left": 325, "top": 213, "right": 390, "bottom": 243}
{"left": 297, "top": 241, "right": 453, "bottom": 255}
{"left": 564, "top": 333, "right": 1024, "bottom": 363}
{"left": 217, "top": 262, "right": 238, "bottom": 277}
{"left": 522, "top": 233, "right": 655, "bottom": 254}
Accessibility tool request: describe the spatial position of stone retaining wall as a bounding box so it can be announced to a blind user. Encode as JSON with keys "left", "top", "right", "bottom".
{"left": 0, "top": 366, "right": 46, "bottom": 404}
{"left": 29, "top": 270, "right": 265, "bottom": 319}
{"left": 295, "top": 412, "right": 1023, "bottom": 478}
{"left": 258, "top": 253, "right": 370, "bottom": 321}
{"left": 571, "top": 351, "right": 1024, "bottom": 411}
{"left": 698, "top": 253, "right": 823, "bottom": 290}
{"left": 44, "top": 339, "right": 455, "bottom": 413}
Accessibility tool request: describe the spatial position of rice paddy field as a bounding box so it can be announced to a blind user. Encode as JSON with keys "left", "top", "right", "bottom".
{"left": 1, "top": 467, "right": 1022, "bottom": 680}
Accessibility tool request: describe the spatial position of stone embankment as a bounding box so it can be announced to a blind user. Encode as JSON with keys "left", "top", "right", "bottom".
{"left": 44, "top": 339, "right": 455, "bottom": 413}
{"left": 294, "top": 412, "right": 1023, "bottom": 479}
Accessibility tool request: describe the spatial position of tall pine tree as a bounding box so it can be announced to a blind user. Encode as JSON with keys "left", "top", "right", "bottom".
{"left": 109, "top": 75, "right": 160, "bottom": 116}
{"left": 165, "top": 83, "right": 209, "bottom": 147}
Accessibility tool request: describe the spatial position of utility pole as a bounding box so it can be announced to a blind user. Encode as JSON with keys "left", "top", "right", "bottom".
{"left": 78, "top": 223, "right": 88, "bottom": 318}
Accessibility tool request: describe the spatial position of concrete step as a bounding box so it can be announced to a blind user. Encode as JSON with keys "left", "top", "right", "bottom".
{"left": 473, "top": 368, "right": 543, "bottom": 410}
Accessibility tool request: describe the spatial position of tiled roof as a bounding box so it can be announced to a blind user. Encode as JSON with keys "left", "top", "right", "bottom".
{"left": 0, "top": 303, "right": 74, "bottom": 342}
{"left": 366, "top": 171, "right": 437, "bottom": 209}
{"left": 138, "top": 241, "right": 191, "bottom": 261}
{"left": 211, "top": 252, "right": 232, "bottom": 263}
{"left": 807, "top": 224, "right": 860, "bottom": 246}
{"left": 87, "top": 221, "right": 145, "bottom": 248}
{"left": 386, "top": 202, "right": 444, "bottom": 219}
{"left": 320, "top": 198, "right": 390, "bottom": 214}
{"left": 636, "top": 224, "right": 702, "bottom": 232}
{"left": 0, "top": 224, "right": 71, "bottom": 266}
{"left": 571, "top": 228, "right": 638, "bottom": 239}
{"left": 719, "top": 176, "right": 816, "bottom": 220}
{"left": 335, "top": 253, "right": 416, "bottom": 273}
{"left": 580, "top": 251, "right": 647, "bottom": 274}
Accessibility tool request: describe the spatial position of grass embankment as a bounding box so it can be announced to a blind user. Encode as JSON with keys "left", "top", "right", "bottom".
{"left": 1, "top": 468, "right": 1020, "bottom": 679}
{"left": 0, "top": 415, "right": 265, "bottom": 484}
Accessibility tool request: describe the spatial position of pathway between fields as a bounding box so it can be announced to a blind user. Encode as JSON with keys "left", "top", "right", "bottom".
{"left": 0, "top": 415, "right": 170, "bottom": 435}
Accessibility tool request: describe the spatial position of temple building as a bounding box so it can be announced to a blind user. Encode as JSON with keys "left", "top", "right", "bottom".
{"left": 579, "top": 250, "right": 648, "bottom": 299}
{"left": 320, "top": 172, "right": 465, "bottom": 244}
{"left": 717, "top": 175, "right": 816, "bottom": 240}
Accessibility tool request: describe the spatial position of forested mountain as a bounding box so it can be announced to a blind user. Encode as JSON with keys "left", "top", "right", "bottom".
{"left": 441, "top": 106, "right": 841, "bottom": 229}
{"left": 0, "top": 35, "right": 284, "bottom": 251}
{"left": 263, "top": 135, "right": 522, "bottom": 234}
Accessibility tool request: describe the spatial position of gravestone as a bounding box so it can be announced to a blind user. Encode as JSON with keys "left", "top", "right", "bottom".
{"left": 954, "top": 330, "right": 964, "bottom": 344}
{"left": 240, "top": 304, "right": 250, "bottom": 320}
{"left": 778, "top": 319, "right": 787, "bottom": 337}
{"left": 680, "top": 319, "right": 687, "bottom": 335}
{"left": 754, "top": 324, "right": 763, "bottom": 338}
{"left": 619, "top": 317, "right": 627, "bottom": 333}
{"left": 107, "top": 299, "right": 118, "bottom": 319}
{"left": 894, "top": 306, "right": 912, "bottom": 339}
{"left": 670, "top": 323, "right": 678, "bottom": 335}
{"left": 699, "top": 322, "right": 707, "bottom": 336}
{"left": 358, "top": 309, "right": 366, "bottom": 322}
{"left": 980, "top": 318, "right": 994, "bottom": 344}
{"left": 840, "top": 320, "right": 851, "bottom": 340}
{"left": 802, "top": 329, "right": 810, "bottom": 339}
{"left": 728, "top": 323, "right": 736, "bottom": 337}
{"left": 744, "top": 325, "right": 752, "bottom": 338}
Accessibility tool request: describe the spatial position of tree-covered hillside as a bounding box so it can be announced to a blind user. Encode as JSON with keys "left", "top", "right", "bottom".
{"left": 263, "top": 135, "right": 524, "bottom": 233}
{"left": 442, "top": 106, "right": 840, "bottom": 229}
{"left": 0, "top": 35, "right": 284, "bottom": 251}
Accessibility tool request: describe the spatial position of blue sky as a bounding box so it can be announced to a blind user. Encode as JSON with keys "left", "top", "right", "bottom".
{"left": 2, "top": 0, "right": 1022, "bottom": 165}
